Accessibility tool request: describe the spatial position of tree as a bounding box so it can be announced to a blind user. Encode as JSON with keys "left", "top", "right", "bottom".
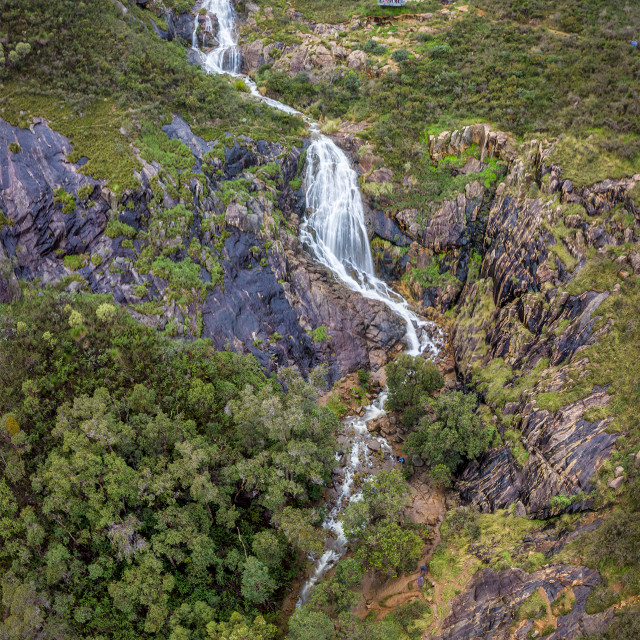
{"left": 356, "top": 522, "right": 423, "bottom": 577}
{"left": 406, "top": 391, "right": 493, "bottom": 485}
{"left": 272, "top": 507, "right": 325, "bottom": 555}
{"left": 207, "top": 612, "right": 277, "bottom": 640}
{"left": 240, "top": 557, "right": 276, "bottom": 604}
{"left": 287, "top": 608, "right": 336, "bottom": 640}
{"left": 385, "top": 355, "right": 443, "bottom": 426}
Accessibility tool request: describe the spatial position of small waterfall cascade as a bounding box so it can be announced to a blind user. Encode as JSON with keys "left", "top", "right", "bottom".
{"left": 297, "top": 393, "right": 391, "bottom": 605}
{"left": 192, "top": 0, "right": 241, "bottom": 74}
{"left": 189, "top": 0, "right": 440, "bottom": 607}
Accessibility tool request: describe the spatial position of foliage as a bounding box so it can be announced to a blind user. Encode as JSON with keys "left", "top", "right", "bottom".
{"left": 310, "top": 325, "right": 331, "bottom": 343}
{"left": 62, "top": 254, "right": 86, "bottom": 271}
{"left": 385, "top": 354, "right": 444, "bottom": 426}
{"left": 354, "top": 521, "right": 423, "bottom": 577}
{"left": 406, "top": 392, "right": 493, "bottom": 485}
{"left": 0, "top": 0, "right": 304, "bottom": 193}
{"left": 342, "top": 470, "right": 422, "bottom": 576}
{"left": 8, "top": 142, "right": 20, "bottom": 154}
{"left": 53, "top": 188, "right": 76, "bottom": 215}
{"left": 0, "top": 291, "right": 338, "bottom": 638}
{"left": 105, "top": 219, "right": 137, "bottom": 239}
{"left": 517, "top": 590, "right": 547, "bottom": 621}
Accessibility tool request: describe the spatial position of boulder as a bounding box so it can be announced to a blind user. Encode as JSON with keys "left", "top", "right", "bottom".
{"left": 412, "top": 455, "right": 424, "bottom": 467}
{"left": 347, "top": 50, "right": 367, "bottom": 71}
{"left": 514, "top": 500, "right": 526, "bottom": 518}
{"left": 365, "top": 168, "right": 393, "bottom": 184}
{"left": 608, "top": 475, "right": 624, "bottom": 490}
{"left": 368, "top": 440, "right": 381, "bottom": 452}
{"left": 614, "top": 465, "right": 624, "bottom": 477}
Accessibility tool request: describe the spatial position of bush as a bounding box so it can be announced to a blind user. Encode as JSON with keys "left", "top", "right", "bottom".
{"left": 392, "top": 49, "right": 409, "bottom": 63}
{"left": 406, "top": 391, "right": 493, "bottom": 485}
{"left": 105, "top": 219, "right": 136, "bottom": 239}
{"left": 8, "top": 142, "right": 20, "bottom": 154}
{"left": 385, "top": 354, "right": 444, "bottom": 426}
{"left": 53, "top": 188, "right": 76, "bottom": 214}
{"left": 363, "top": 39, "right": 387, "bottom": 56}
{"left": 357, "top": 368, "right": 370, "bottom": 389}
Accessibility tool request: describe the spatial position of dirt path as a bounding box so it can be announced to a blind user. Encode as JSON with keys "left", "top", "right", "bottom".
{"left": 353, "top": 468, "right": 447, "bottom": 621}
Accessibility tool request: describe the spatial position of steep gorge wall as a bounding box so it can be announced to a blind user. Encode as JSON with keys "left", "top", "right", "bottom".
{"left": 0, "top": 115, "right": 407, "bottom": 380}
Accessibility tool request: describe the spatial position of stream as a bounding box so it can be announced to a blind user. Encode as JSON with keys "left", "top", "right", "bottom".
{"left": 191, "top": 0, "right": 440, "bottom": 605}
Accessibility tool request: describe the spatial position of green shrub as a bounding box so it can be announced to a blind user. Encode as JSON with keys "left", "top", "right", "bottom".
{"left": 310, "top": 325, "right": 331, "bottom": 342}
{"left": 105, "top": 219, "right": 136, "bottom": 239}
{"left": 63, "top": 254, "right": 86, "bottom": 270}
{"left": 406, "top": 391, "right": 493, "bottom": 485}
{"left": 78, "top": 184, "right": 94, "bottom": 200}
{"left": 385, "top": 354, "right": 444, "bottom": 426}
{"left": 53, "top": 188, "right": 76, "bottom": 214}
{"left": 392, "top": 49, "right": 409, "bottom": 63}
{"left": 8, "top": 142, "right": 20, "bottom": 154}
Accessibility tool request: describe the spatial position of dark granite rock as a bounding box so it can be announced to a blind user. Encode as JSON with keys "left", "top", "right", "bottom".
{"left": 0, "top": 117, "right": 109, "bottom": 279}
{"left": 433, "top": 565, "right": 612, "bottom": 640}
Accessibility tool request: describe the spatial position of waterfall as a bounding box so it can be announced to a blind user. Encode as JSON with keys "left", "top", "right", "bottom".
{"left": 189, "top": 0, "right": 440, "bottom": 607}
{"left": 301, "top": 135, "right": 434, "bottom": 357}
{"left": 192, "top": 0, "right": 241, "bottom": 74}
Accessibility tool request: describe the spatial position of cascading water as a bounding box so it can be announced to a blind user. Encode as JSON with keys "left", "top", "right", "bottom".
{"left": 190, "top": 0, "right": 440, "bottom": 606}
{"left": 192, "top": 0, "right": 241, "bottom": 74}
{"left": 301, "top": 137, "right": 435, "bottom": 357}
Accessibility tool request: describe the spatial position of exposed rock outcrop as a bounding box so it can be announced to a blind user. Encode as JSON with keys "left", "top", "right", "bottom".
{"left": 0, "top": 115, "right": 404, "bottom": 379}
{"left": 433, "top": 565, "right": 612, "bottom": 640}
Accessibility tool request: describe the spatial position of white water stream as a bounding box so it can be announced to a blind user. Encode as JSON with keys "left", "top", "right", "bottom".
{"left": 190, "top": 0, "right": 439, "bottom": 605}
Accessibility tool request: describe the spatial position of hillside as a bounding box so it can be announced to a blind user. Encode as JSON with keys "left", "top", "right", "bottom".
{"left": 1, "top": 0, "right": 640, "bottom": 639}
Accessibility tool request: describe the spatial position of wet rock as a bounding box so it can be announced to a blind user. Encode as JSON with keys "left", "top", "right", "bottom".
{"left": 433, "top": 565, "right": 609, "bottom": 640}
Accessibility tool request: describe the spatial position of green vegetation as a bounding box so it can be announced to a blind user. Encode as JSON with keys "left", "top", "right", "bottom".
{"left": 385, "top": 354, "right": 444, "bottom": 426}
{"left": 53, "top": 188, "right": 76, "bottom": 215}
{"left": 8, "top": 142, "right": 20, "bottom": 153}
{"left": 309, "top": 325, "right": 331, "bottom": 343}
{"left": 0, "top": 290, "right": 339, "bottom": 639}
{"left": 517, "top": 590, "right": 547, "bottom": 621}
{"left": 406, "top": 392, "right": 494, "bottom": 486}
{"left": 547, "top": 132, "right": 640, "bottom": 189}
{"left": 343, "top": 470, "right": 423, "bottom": 576}
{"left": 62, "top": 254, "right": 87, "bottom": 271}
{"left": 105, "top": 219, "right": 137, "bottom": 239}
{"left": 78, "top": 184, "right": 95, "bottom": 201}
{"left": 1, "top": 0, "right": 304, "bottom": 194}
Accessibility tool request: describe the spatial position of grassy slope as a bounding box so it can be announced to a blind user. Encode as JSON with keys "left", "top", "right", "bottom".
{"left": 0, "top": 0, "right": 305, "bottom": 194}
{"left": 245, "top": 0, "right": 640, "bottom": 198}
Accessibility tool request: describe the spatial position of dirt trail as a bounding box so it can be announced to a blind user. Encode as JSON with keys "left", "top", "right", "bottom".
{"left": 353, "top": 468, "right": 446, "bottom": 621}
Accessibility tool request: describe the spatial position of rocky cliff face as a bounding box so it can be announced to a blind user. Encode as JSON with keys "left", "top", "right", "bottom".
{"left": 434, "top": 565, "right": 612, "bottom": 640}
{"left": 0, "top": 114, "right": 405, "bottom": 380}
{"left": 449, "top": 139, "right": 639, "bottom": 518}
